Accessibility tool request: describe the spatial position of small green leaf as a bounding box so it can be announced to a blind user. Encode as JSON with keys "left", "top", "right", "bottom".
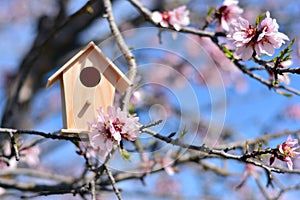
{"left": 255, "top": 13, "right": 266, "bottom": 26}
{"left": 272, "top": 80, "right": 279, "bottom": 86}
{"left": 258, "top": 142, "right": 262, "bottom": 151}
{"left": 120, "top": 149, "right": 131, "bottom": 161}
{"left": 85, "top": 5, "right": 94, "bottom": 14}
{"left": 207, "top": 7, "right": 215, "bottom": 17}
{"left": 283, "top": 55, "right": 291, "bottom": 61}
{"left": 222, "top": 46, "right": 234, "bottom": 59}
{"left": 276, "top": 90, "right": 293, "bottom": 98}
{"left": 277, "top": 38, "right": 295, "bottom": 62}
{"left": 245, "top": 141, "right": 249, "bottom": 153}
{"left": 178, "top": 126, "right": 187, "bottom": 139}
{"left": 128, "top": 104, "right": 135, "bottom": 115}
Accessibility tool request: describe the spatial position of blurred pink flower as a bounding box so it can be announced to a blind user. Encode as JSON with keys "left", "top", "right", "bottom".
{"left": 0, "top": 141, "right": 18, "bottom": 170}
{"left": 88, "top": 106, "right": 140, "bottom": 154}
{"left": 285, "top": 104, "right": 300, "bottom": 120}
{"left": 276, "top": 135, "right": 300, "bottom": 170}
{"left": 136, "top": 152, "right": 155, "bottom": 175}
{"left": 236, "top": 164, "right": 262, "bottom": 189}
{"left": 216, "top": 0, "right": 243, "bottom": 31}
{"left": 20, "top": 145, "right": 41, "bottom": 167}
{"left": 79, "top": 141, "right": 108, "bottom": 163}
{"left": 230, "top": 11, "right": 289, "bottom": 60}
{"left": 158, "top": 150, "right": 176, "bottom": 176}
{"left": 3, "top": 141, "right": 11, "bottom": 156}
{"left": 155, "top": 176, "right": 181, "bottom": 196}
{"left": 0, "top": 141, "right": 17, "bottom": 169}
{"left": 197, "top": 37, "right": 247, "bottom": 92}
{"left": 0, "top": 187, "right": 5, "bottom": 196}
{"left": 152, "top": 6, "right": 190, "bottom": 31}
{"left": 130, "top": 91, "right": 143, "bottom": 105}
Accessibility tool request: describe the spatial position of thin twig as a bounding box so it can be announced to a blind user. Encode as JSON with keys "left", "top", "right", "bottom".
{"left": 90, "top": 179, "right": 96, "bottom": 200}
{"left": 104, "top": 0, "right": 137, "bottom": 111}
{"left": 254, "top": 176, "right": 271, "bottom": 200}
{"left": 104, "top": 164, "right": 123, "bottom": 200}
{"left": 217, "top": 129, "right": 300, "bottom": 150}
{"left": 140, "top": 120, "right": 163, "bottom": 129}
{"left": 0, "top": 168, "right": 74, "bottom": 183}
{"left": 8, "top": 129, "right": 20, "bottom": 161}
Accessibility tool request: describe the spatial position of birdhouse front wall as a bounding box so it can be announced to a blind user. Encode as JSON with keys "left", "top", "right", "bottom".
{"left": 61, "top": 50, "right": 117, "bottom": 133}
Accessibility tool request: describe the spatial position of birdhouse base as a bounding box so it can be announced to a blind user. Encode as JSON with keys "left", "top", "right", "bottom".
{"left": 61, "top": 129, "right": 90, "bottom": 141}
{"left": 61, "top": 128, "right": 90, "bottom": 134}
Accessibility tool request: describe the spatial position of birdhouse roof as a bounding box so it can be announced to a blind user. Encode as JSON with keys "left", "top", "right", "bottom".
{"left": 46, "top": 41, "right": 131, "bottom": 93}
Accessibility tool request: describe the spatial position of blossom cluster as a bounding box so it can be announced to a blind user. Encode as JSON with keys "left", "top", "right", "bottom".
{"left": 270, "top": 135, "right": 300, "bottom": 170}
{"left": 230, "top": 11, "right": 289, "bottom": 60}
{"left": 152, "top": 6, "right": 190, "bottom": 31}
{"left": 88, "top": 106, "right": 140, "bottom": 156}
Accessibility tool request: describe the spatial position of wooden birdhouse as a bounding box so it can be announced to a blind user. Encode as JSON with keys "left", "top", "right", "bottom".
{"left": 46, "top": 41, "right": 131, "bottom": 134}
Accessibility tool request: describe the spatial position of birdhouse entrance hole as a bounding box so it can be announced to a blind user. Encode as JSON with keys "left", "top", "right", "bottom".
{"left": 80, "top": 66, "right": 101, "bottom": 87}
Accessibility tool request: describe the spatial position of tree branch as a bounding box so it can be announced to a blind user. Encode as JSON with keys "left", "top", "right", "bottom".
{"left": 105, "top": 164, "right": 123, "bottom": 200}
{"left": 0, "top": 128, "right": 85, "bottom": 142}
{"left": 104, "top": 0, "right": 137, "bottom": 111}
{"left": 141, "top": 127, "right": 300, "bottom": 174}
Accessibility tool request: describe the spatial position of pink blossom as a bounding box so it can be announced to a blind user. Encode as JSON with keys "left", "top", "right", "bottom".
{"left": 152, "top": 6, "right": 190, "bottom": 31}
{"left": 231, "top": 17, "right": 257, "bottom": 60}
{"left": 168, "top": 6, "right": 190, "bottom": 31}
{"left": 255, "top": 12, "right": 289, "bottom": 56}
{"left": 278, "top": 60, "right": 292, "bottom": 85}
{"left": 277, "top": 135, "right": 300, "bottom": 170}
{"left": 88, "top": 106, "right": 140, "bottom": 154}
{"left": 216, "top": 0, "right": 243, "bottom": 31}
{"left": 230, "top": 11, "right": 289, "bottom": 60}
{"left": 152, "top": 11, "right": 169, "bottom": 28}
{"left": 268, "top": 60, "right": 292, "bottom": 85}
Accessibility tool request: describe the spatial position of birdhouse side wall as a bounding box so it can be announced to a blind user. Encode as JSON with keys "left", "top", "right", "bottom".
{"left": 62, "top": 64, "right": 77, "bottom": 130}
{"left": 60, "top": 79, "right": 67, "bottom": 129}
